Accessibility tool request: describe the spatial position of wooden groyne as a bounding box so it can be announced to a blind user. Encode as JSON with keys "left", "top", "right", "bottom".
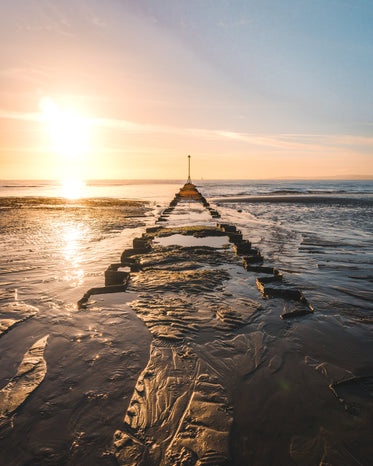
{"left": 78, "top": 182, "right": 313, "bottom": 320}
{"left": 77, "top": 182, "right": 314, "bottom": 465}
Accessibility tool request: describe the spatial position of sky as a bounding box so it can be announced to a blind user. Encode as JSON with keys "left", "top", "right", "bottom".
{"left": 0, "top": 0, "right": 372, "bottom": 180}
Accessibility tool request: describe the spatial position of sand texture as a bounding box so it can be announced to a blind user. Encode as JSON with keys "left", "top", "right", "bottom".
{"left": 0, "top": 335, "right": 49, "bottom": 427}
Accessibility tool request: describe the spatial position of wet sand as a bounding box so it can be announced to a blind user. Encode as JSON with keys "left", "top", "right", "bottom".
{"left": 0, "top": 186, "right": 372, "bottom": 465}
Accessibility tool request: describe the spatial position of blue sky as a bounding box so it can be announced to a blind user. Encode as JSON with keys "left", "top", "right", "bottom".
{"left": 0, "top": 0, "right": 372, "bottom": 179}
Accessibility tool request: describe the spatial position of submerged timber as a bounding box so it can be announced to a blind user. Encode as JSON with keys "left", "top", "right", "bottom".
{"left": 73, "top": 182, "right": 372, "bottom": 465}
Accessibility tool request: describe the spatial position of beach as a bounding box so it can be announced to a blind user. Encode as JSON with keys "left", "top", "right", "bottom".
{"left": 0, "top": 179, "right": 372, "bottom": 465}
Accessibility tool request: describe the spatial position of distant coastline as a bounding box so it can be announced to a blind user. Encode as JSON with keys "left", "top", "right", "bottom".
{"left": 269, "top": 175, "right": 373, "bottom": 181}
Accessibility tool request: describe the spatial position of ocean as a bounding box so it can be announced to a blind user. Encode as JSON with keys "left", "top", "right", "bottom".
{"left": 2, "top": 179, "right": 371, "bottom": 318}
{"left": 0, "top": 179, "right": 372, "bottom": 464}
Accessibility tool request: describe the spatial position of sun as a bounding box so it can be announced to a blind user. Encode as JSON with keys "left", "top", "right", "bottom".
{"left": 39, "top": 97, "right": 89, "bottom": 159}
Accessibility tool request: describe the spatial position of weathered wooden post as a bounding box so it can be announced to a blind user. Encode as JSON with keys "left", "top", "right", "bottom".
{"left": 187, "top": 154, "right": 191, "bottom": 183}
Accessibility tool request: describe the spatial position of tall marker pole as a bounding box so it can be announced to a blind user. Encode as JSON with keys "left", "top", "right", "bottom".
{"left": 187, "top": 154, "right": 191, "bottom": 183}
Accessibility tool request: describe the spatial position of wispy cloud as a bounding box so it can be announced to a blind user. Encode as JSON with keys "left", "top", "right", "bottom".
{"left": 0, "top": 66, "right": 50, "bottom": 86}
{"left": 1, "top": 109, "right": 372, "bottom": 153}
{"left": 15, "top": 0, "right": 74, "bottom": 36}
{"left": 90, "top": 115, "right": 373, "bottom": 152}
{"left": 0, "top": 110, "right": 43, "bottom": 122}
{"left": 218, "top": 17, "right": 252, "bottom": 28}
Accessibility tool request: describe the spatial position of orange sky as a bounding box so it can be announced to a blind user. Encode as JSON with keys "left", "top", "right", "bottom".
{"left": 1, "top": 1, "right": 372, "bottom": 179}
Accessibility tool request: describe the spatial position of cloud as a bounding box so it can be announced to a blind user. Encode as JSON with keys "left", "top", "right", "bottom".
{"left": 0, "top": 110, "right": 43, "bottom": 122}
{"left": 1, "top": 109, "right": 372, "bottom": 154}
{"left": 218, "top": 17, "right": 252, "bottom": 29}
{"left": 14, "top": 0, "right": 74, "bottom": 36}
{"left": 0, "top": 67, "right": 50, "bottom": 87}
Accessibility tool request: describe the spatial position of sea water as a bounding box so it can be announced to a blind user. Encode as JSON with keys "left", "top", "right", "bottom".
{"left": 199, "top": 179, "right": 373, "bottom": 319}
{"left": 0, "top": 179, "right": 372, "bottom": 464}
{"left": 1, "top": 178, "right": 372, "bottom": 324}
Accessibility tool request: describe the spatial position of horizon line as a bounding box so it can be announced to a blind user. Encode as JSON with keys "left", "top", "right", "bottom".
{"left": 1, "top": 176, "right": 373, "bottom": 182}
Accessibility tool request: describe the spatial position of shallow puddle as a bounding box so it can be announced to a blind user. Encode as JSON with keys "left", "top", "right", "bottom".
{"left": 154, "top": 233, "right": 231, "bottom": 249}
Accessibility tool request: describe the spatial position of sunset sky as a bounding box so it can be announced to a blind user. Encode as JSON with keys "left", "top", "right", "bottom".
{"left": 0, "top": 0, "right": 372, "bottom": 180}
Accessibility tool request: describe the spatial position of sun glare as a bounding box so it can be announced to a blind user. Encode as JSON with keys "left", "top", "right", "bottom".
{"left": 61, "top": 178, "right": 85, "bottom": 199}
{"left": 40, "top": 97, "right": 89, "bottom": 158}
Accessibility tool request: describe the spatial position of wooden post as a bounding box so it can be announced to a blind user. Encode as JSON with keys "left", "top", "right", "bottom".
{"left": 187, "top": 154, "right": 191, "bottom": 183}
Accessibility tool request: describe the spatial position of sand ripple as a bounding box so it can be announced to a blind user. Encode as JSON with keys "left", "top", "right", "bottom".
{"left": 0, "top": 335, "right": 49, "bottom": 427}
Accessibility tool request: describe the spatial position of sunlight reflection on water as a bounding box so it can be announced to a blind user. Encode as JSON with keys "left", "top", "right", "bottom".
{"left": 61, "top": 178, "right": 86, "bottom": 199}
{"left": 62, "top": 224, "right": 85, "bottom": 286}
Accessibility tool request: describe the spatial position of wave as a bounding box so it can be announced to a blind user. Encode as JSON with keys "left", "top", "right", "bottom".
{"left": 307, "top": 189, "right": 347, "bottom": 194}
{"left": 268, "top": 189, "right": 305, "bottom": 195}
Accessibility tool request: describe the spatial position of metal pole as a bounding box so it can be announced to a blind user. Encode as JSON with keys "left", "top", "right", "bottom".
{"left": 187, "top": 154, "right": 191, "bottom": 183}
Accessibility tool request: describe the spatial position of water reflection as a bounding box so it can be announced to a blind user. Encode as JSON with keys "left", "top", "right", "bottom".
{"left": 61, "top": 178, "right": 85, "bottom": 200}
{"left": 62, "top": 224, "right": 85, "bottom": 286}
